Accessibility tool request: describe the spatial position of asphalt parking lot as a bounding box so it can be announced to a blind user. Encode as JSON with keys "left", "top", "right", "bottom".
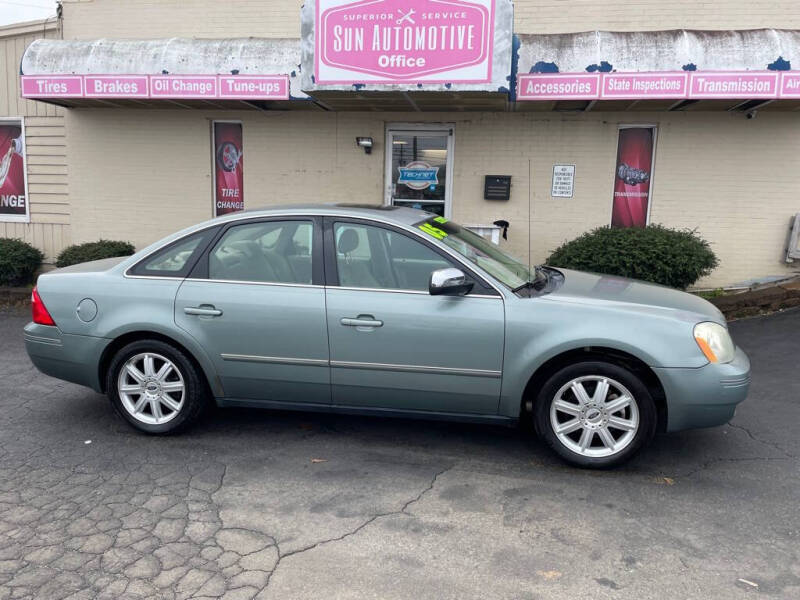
{"left": 0, "top": 307, "right": 798, "bottom": 600}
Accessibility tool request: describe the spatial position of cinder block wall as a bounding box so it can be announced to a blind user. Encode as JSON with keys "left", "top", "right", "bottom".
{"left": 60, "top": 0, "right": 800, "bottom": 38}
{"left": 65, "top": 109, "right": 800, "bottom": 288}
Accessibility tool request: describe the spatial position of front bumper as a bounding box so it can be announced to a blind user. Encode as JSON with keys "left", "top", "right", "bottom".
{"left": 653, "top": 345, "right": 751, "bottom": 432}
{"left": 24, "top": 322, "right": 109, "bottom": 393}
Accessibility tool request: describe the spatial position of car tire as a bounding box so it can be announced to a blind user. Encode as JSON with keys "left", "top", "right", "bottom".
{"left": 106, "top": 339, "right": 207, "bottom": 434}
{"left": 533, "top": 360, "right": 657, "bottom": 469}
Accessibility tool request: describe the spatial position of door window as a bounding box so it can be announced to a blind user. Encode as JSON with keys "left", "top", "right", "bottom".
{"left": 334, "top": 222, "right": 452, "bottom": 291}
{"left": 209, "top": 220, "right": 313, "bottom": 284}
{"left": 386, "top": 129, "right": 452, "bottom": 217}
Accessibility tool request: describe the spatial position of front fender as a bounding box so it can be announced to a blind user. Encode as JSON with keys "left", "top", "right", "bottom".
{"left": 499, "top": 298, "right": 706, "bottom": 418}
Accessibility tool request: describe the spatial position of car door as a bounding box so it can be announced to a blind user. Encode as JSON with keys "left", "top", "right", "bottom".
{"left": 174, "top": 217, "right": 330, "bottom": 405}
{"left": 324, "top": 217, "right": 505, "bottom": 415}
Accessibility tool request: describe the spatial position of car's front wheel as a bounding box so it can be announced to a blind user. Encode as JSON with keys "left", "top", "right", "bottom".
{"left": 533, "top": 361, "right": 657, "bottom": 468}
{"left": 106, "top": 339, "right": 206, "bottom": 434}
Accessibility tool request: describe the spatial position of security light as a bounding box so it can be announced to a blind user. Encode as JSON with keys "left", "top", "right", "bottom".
{"left": 356, "top": 137, "right": 373, "bottom": 154}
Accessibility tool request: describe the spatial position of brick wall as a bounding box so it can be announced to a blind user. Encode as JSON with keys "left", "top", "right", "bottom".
{"left": 65, "top": 109, "right": 799, "bottom": 288}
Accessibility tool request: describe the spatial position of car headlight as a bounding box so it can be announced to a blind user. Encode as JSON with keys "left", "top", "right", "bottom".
{"left": 693, "top": 322, "right": 735, "bottom": 364}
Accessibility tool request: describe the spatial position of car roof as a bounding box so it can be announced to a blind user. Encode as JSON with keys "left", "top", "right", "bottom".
{"left": 212, "top": 203, "right": 435, "bottom": 227}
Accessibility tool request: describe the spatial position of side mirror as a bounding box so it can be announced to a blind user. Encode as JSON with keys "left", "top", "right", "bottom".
{"left": 429, "top": 268, "right": 474, "bottom": 296}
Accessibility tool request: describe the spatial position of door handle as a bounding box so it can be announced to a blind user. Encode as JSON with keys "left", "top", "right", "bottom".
{"left": 341, "top": 316, "right": 383, "bottom": 328}
{"left": 184, "top": 306, "right": 223, "bottom": 317}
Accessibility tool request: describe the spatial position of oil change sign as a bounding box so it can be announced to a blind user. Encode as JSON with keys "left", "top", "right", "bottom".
{"left": 315, "top": 0, "right": 495, "bottom": 84}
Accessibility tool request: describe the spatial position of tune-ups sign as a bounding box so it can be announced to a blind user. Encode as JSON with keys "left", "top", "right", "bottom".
{"left": 315, "top": 0, "right": 496, "bottom": 84}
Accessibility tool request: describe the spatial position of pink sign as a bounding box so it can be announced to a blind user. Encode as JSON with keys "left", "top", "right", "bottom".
{"left": 601, "top": 72, "right": 688, "bottom": 99}
{"left": 218, "top": 76, "right": 290, "bottom": 100}
{"left": 84, "top": 75, "right": 149, "bottom": 98}
{"left": 689, "top": 71, "right": 779, "bottom": 99}
{"left": 20, "top": 76, "right": 83, "bottom": 98}
{"left": 150, "top": 75, "right": 218, "bottom": 98}
{"left": 315, "top": 0, "right": 495, "bottom": 84}
{"left": 516, "top": 73, "right": 600, "bottom": 100}
{"left": 779, "top": 72, "right": 800, "bottom": 98}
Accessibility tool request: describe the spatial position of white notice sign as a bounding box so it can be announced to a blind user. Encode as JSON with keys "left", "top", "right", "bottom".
{"left": 551, "top": 165, "right": 575, "bottom": 198}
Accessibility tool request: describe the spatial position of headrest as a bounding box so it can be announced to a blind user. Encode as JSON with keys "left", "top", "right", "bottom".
{"left": 338, "top": 229, "right": 360, "bottom": 254}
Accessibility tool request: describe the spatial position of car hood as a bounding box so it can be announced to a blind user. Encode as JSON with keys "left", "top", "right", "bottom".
{"left": 542, "top": 268, "right": 725, "bottom": 324}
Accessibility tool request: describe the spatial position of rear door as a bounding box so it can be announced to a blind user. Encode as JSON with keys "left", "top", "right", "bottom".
{"left": 175, "top": 217, "right": 330, "bottom": 405}
{"left": 323, "top": 217, "right": 505, "bottom": 415}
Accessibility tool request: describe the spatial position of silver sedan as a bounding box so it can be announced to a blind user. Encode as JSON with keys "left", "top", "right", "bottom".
{"left": 25, "top": 204, "right": 750, "bottom": 468}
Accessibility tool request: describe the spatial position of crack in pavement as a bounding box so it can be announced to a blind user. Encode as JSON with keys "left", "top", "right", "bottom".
{"left": 679, "top": 455, "right": 791, "bottom": 479}
{"left": 727, "top": 422, "right": 796, "bottom": 459}
{"left": 259, "top": 464, "right": 454, "bottom": 595}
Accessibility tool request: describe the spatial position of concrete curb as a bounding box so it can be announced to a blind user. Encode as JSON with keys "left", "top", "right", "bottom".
{"left": 0, "top": 287, "right": 32, "bottom": 307}
{"left": 709, "top": 278, "right": 800, "bottom": 320}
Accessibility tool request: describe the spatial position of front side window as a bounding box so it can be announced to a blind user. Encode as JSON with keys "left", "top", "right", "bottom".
{"left": 334, "top": 222, "right": 452, "bottom": 291}
{"left": 209, "top": 220, "right": 313, "bottom": 284}
{"left": 415, "top": 217, "right": 531, "bottom": 289}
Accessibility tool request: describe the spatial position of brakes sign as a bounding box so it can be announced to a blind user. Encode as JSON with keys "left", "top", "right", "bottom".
{"left": 316, "top": 0, "right": 495, "bottom": 84}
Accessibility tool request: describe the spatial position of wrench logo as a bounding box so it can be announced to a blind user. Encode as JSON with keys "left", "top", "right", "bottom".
{"left": 396, "top": 8, "right": 416, "bottom": 25}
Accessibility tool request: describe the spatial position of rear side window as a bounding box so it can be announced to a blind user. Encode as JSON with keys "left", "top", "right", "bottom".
{"left": 129, "top": 228, "right": 217, "bottom": 278}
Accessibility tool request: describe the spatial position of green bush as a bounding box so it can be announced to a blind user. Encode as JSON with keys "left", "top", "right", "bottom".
{"left": 545, "top": 225, "right": 719, "bottom": 289}
{"left": 0, "top": 238, "right": 44, "bottom": 286}
{"left": 56, "top": 239, "right": 135, "bottom": 268}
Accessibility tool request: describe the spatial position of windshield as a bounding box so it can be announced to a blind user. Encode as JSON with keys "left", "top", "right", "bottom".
{"left": 414, "top": 216, "right": 533, "bottom": 289}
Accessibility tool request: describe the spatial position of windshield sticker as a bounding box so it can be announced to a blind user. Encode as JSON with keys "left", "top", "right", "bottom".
{"left": 433, "top": 216, "right": 448, "bottom": 224}
{"left": 418, "top": 222, "right": 448, "bottom": 240}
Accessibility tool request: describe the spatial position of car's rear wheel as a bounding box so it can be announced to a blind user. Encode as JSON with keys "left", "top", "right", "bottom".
{"left": 106, "top": 339, "right": 206, "bottom": 434}
{"left": 533, "top": 361, "right": 657, "bottom": 468}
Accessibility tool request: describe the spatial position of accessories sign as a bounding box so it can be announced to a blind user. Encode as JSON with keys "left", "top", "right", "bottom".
{"left": 314, "top": 0, "right": 496, "bottom": 84}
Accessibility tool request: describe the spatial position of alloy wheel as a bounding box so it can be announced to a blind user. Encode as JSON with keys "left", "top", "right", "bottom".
{"left": 549, "top": 375, "right": 640, "bottom": 458}
{"left": 117, "top": 352, "right": 186, "bottom": 425}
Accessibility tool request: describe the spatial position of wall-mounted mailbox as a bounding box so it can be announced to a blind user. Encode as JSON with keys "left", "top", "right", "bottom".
{"left": 484, "top": 175, "right": 511, "bottom": 201}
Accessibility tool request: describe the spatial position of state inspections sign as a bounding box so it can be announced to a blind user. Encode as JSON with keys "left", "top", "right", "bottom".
{"left": 0, "top": 119, "right": 29, "bottom": 223}
{"left": 213, "top": 122, "right": 244, "bottom": 217}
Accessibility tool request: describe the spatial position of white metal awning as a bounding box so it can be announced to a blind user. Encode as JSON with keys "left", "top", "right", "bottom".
{"left": 20, "top": 38, "right": 313, "bottom": 110}
{"left": 516, "top": 29, "right": 800, "bottom": 111}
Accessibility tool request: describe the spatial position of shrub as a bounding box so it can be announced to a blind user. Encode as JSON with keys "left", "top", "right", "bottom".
{"left": 56, "top": 239, "right": 135, "bottom": 268}
{"left": 545, "top": 225, "right": 719, "bottom": 289}
{"left": 0, "top": 238, "right": 44, "bottom": 286}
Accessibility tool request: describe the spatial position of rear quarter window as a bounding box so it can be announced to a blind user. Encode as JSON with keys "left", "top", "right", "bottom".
{"left": 128, "top": 227, "right": 219, "bottom": 278}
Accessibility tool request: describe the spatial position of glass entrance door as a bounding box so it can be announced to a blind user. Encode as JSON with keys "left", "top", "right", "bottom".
{"left": 385, "top": 126, "right": 454, "bottom": 218}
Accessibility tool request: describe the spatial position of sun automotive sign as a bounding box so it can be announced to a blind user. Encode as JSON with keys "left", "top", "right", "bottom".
{"left": 302, "top": 0, "right": 513, "bottom": 91}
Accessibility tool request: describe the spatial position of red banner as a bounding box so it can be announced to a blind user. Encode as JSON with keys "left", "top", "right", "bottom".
{"left": 213, "top": 122, "right": 244, "bottom": 217}
{"left": 0, "top": 121, "right": 28, "bottom": 222}
{"left": 611, "top": 127, "right": 655, "bottom": 228}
